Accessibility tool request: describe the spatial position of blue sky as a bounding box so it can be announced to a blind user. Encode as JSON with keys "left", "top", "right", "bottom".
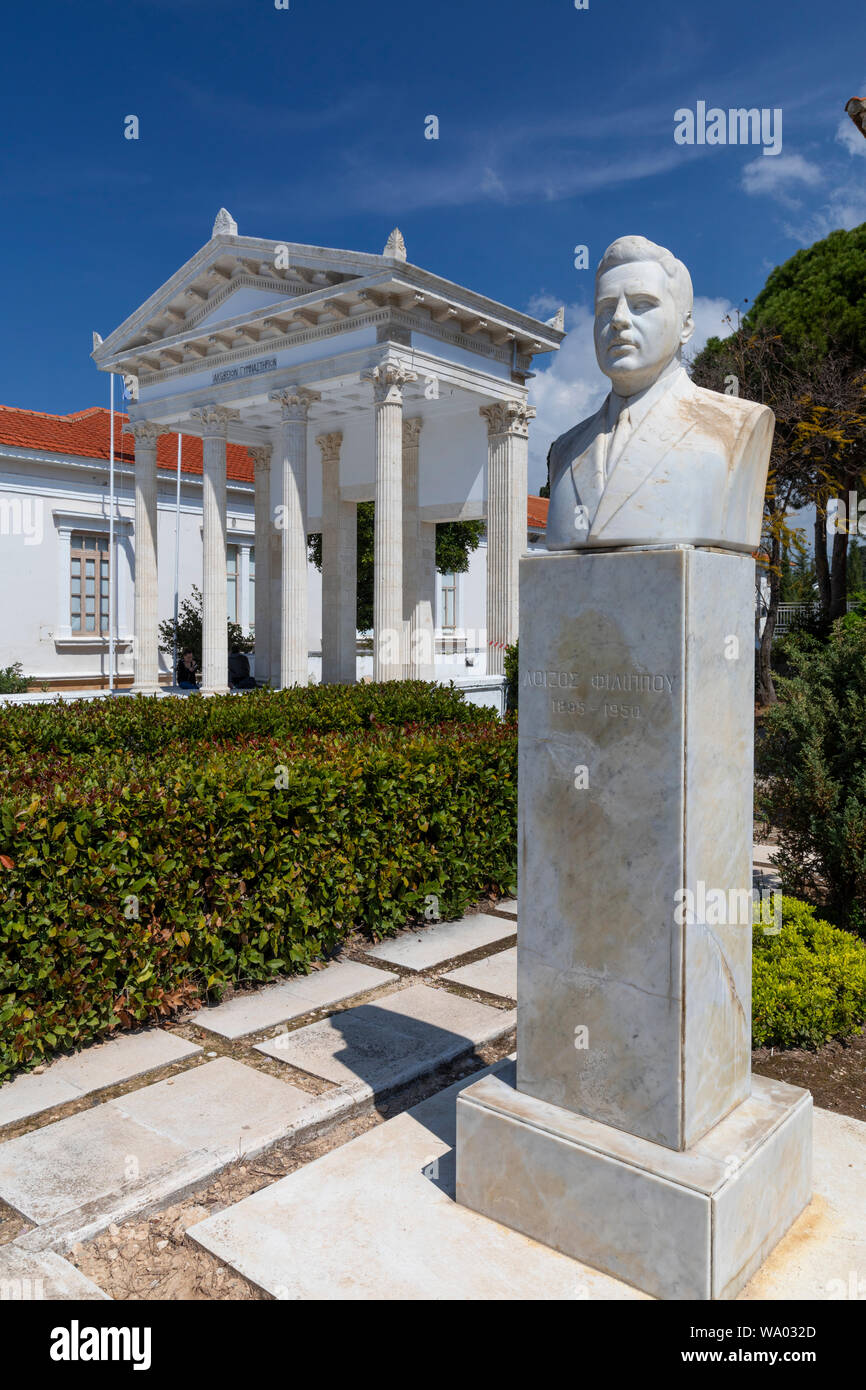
{"left": 1, "top": 0, "right": 864, "bottom": 489}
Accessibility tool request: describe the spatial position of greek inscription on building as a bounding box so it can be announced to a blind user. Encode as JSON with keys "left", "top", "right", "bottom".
{"left": 212, "top": 357, "right": 277, "bottom": 385}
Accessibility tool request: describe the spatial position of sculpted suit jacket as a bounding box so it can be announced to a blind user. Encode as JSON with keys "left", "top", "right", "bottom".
{"left": 545, "top": 368, "right": 774, "bottom": 553}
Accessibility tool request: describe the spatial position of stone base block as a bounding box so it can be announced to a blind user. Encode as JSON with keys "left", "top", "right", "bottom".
{"left": 456, "top": 1064, "right": 812, "bottom": 1300}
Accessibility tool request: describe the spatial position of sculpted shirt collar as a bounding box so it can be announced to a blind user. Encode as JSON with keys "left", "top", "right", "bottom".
{"left": 607, "top": 360, "right": 689, "bottom": 433}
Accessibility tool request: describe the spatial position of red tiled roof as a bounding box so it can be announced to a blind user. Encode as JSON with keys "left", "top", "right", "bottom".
{"left": 527, "top": 494, "right": 549, "bottom": 530}
{"left": 0, "top": 406, "right": 254, "bottom": 483}
{"left": 0, "top": 405, "right": 550, "bottom": 524}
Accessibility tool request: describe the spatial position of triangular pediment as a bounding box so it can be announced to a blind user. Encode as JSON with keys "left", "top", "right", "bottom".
{"left": 191, "top": 284, "right": 301, "bottom": 332}
{"left": 93, "top": 235, "right": 380, "bottom": 369}
{"left": 92, "top": 225, "right": 565, "bottom": 382}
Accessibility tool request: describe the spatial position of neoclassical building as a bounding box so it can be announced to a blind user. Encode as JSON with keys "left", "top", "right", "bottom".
{"left": 90, "top": 210, "right": 562, "bottom": 695}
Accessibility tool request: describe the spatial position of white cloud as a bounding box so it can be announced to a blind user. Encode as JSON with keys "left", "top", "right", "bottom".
{"left": 783, "top": 181, "right": 866, "bottom": 243}
{"left": 480, "top": 167, "right": 507, "bottom": 201}
{"left": 836, "top": 114, "right": 866, "bottom": 158}
{"left": 527, "top": 295, "right": 736, "bottom": 493}
{"left": 528, "top": 303, "right": 605, "bottom": 490}
{"left": 689, "top": 295, "right": 739, "bottom": 353}
{"left": 741, "top": 153, "right": 823, "bottom": 205}
{"left": 526, "top": 292, "right": 564, "bottom": 320}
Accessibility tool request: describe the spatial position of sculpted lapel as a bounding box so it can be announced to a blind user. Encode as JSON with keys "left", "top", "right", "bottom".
{"left": 546, "top": 405, "right": 606, "bottom": 544}
{"left": 589, "top": 374, "right": 696, "bottom": 540}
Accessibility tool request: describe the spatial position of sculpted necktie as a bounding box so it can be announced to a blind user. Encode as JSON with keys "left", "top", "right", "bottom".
{"left": 604, "top": 405, "right": 631, "bottom": 483}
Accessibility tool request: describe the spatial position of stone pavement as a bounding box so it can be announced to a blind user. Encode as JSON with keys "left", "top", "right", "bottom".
{"left": 0, "top": 907, "right": 518, "bottom": 1289}
{"left": 188, "top": 1059, "right": 866, "bottom": 1302}
{"left": 3, "top": 857, "right": 852, "bottom": 1303}
{"left": 0, "top": 1029, "right": 201, "bottom": 1128}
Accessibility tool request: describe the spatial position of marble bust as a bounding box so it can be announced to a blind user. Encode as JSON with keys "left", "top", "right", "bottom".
{"left": 545, "top": 236, "right": 774, "bottom": 553}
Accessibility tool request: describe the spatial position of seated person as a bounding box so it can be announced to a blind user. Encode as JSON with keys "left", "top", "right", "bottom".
{"left": 228, "top": 645, "right": 257, "bottom": 690}
{"left": 176, "top": 649, "right": 199, "bottom": 690}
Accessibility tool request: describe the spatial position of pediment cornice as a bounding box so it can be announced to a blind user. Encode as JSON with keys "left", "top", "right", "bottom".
{"left": 128, "top": 303, "right": 534, "bottom": 391}
{"left": 94, "top": 235, "right": 564, "bottom": 379}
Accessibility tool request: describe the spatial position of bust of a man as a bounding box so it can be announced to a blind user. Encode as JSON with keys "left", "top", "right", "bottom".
{"left": 545, "top": 236, "right": 774, "bottom": 553}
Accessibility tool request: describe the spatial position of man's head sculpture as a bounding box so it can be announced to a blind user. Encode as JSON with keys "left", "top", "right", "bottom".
{"left": 543, "top": 235, "right": 774, "bottom": 554}
{"left": 593, "top": 236, "right": 694, "bottom": 396}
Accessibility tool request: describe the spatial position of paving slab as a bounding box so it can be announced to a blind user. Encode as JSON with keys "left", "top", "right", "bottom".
{"left": 110, "top": 1057, "right": 318, "bottom": 1153}
{"left": 255, "top": 983, "right": 516, "bottom": 1098}
{"left": 0, "top": 1105, "right": 188, "bottom": 1227}
{"left": 0, "top": 1059, "right": 336, "bottom": 1244}
{"left": 0, "top": 1246, "right": 109, "bottom": 1301}
{"left": 189, "top": 1060, "right": 866, "bottom": 1301}
{"left": 0, "top": 1072, "right": 80, "bottom": 1129}
{"left": 442, "top": 947, "right": 517, "bottom": 999}
{"left": 366, "top": 914, "right": 516, "bottom": 970}
{"left": 753, "top": 867, "right": 782, "bottom": 894}
{"left": 491, "top": 899, "right": 518, "bottom": 919}
{"left": 753, "top": 842, "right": 779, "bottom": 867}
{"left": 188, "top": 1060, "right": 643, "bottom": 1300}
{"left": 739, "top": 1106, "right": 866, "bottom": 1299}
{"left": 195, "top": 960, "right": 394, "bottom": 1039}
{"left": 0, "top": 1029, "right": 202, "bottom": 1128}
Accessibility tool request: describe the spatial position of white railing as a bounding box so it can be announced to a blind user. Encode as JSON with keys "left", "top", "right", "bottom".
{"left": 770, "top": 601, "right": 857, "bottom": 634}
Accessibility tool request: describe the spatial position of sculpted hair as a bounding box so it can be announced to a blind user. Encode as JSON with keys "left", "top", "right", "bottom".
{"left": 596, "top": 236, "right": 693, "bottom": 321}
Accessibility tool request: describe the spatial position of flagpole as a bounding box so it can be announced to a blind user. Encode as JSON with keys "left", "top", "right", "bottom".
{"left": 172, "top": 432, "right": 182, "bottom": 688}
{"left": 108, "top": 374, "right": 116, "bottom": 694}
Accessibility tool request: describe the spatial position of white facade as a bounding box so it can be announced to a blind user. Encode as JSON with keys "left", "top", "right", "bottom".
{"left": 2, "top": 213, "right": 561, "bottom": 693}
{"left": 0, "top": 428, "right": 546, "bottom": 688}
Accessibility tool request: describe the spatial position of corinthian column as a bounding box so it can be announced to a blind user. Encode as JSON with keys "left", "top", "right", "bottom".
{"left": 363, "top": 359, "right": 416, "bottom": 681}
{"left": 129, "top": 420, "right": 169, "bottom": 695}
{"left": 269, "top": 387, "right": 320, "bottom": 687}
{"left": 249, "top": 444, "right": 272, "bottom": 685}
{"left": 192, "top": 405, "right": 238, "bottom": 695}
{"left": 481, "top": 399, "right": 535, "bottom": 676}
{"left": 318, "top": 431, "right": 357, "bottom": 684}
{"left": 402, "top": 417, "right": 434, "bottom": 680}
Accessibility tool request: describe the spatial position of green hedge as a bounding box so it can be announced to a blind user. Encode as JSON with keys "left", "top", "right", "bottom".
{"left": 753, "top": 896, "right": 866, "bottom": 1048}
{"left": 0, "top": 680, "right": 489, "bottom": 760}
{"left": 0, "top": 717, "right": 516, "bottom": 1079}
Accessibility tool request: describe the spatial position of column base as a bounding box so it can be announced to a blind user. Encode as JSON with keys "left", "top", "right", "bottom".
{"left": 456, "top": 1062, "right": 812, "bottom": 1300}
{"left": 130, "top": 683, "right": 163, "bottom": 697}
{"left": 200, "top": 685, "right": 230, "bottom": 697}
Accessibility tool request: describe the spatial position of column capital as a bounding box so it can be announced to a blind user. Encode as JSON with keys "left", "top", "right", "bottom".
{"left": 362, "top": 359, "right": 417, "bottom": 405}
{"left": 127, "top": 419, "right": 171, "bottom": 446}
{"left": 402, "top": 417, "right": 423, "bottom": 447}
{"left": 191, "top": 404, "right": 240, "bottom": 437}
{"left": 268, "top": 387, "right": 321, "bottom": 421}
{"left": 316, "top": 431, "right": 343, "bottom": 465}
{"left": 480, "top": 399, "right": 536, "bottom": 439}
{"left": 248, "top": 444, "right": 273, "bottom": 471}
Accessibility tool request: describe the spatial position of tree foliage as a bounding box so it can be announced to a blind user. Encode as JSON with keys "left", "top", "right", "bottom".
{"left": 756, "top": 613, "right": 866, "bottom": 933}
{"left": 745, "top": 224, "right": 866, "bottom": 360}
{"left": 157, "top": 584, "right": 254, "bottom": 669}
{"left": 690, "top": 227, "right": 866, "bottom": 700}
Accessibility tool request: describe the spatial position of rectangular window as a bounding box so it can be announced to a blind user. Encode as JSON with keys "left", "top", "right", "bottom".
{"left": 71, "top": 533, "right": 110, "bottom": 634}
{"left": 441, "top": 572, "right": 458, "bottom": 631}
{"left": 227, "top": 544, "right": 238, "bottom": 624}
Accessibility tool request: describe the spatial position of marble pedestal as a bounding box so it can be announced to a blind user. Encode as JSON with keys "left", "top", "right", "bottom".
{"left": 456, "top": 1064, "right": 812, "bottom": 1301}
{"left": 455, "top": 546, "right": 812, "bottom": 1298}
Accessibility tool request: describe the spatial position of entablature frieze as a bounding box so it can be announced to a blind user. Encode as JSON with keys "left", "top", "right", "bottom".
{"left": 114, "top": 300, "right": 534, "bottom": 389}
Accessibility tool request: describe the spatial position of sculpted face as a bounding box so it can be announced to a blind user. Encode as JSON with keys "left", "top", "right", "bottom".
{"left": 594, "top": 260, "right": 692, "bottom": 397}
